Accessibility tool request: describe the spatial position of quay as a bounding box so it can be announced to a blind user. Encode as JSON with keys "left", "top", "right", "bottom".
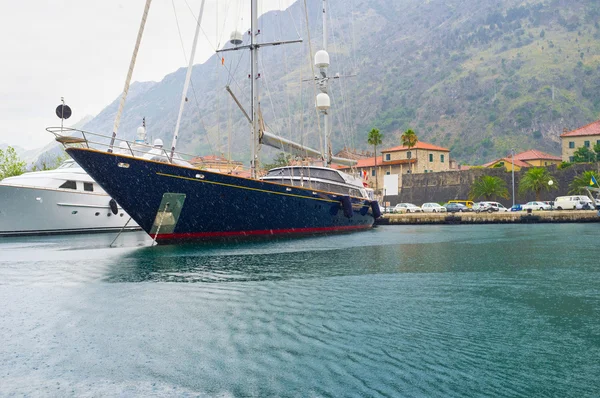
{"left": 376, "top": 210, "right": 600, "bottom": 225}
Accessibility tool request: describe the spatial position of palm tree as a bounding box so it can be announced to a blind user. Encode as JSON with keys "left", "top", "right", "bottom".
{"left": 569, "top": 170, "right": 600, "bottom": 194}
{"left": 518, "top": 167, "right": 557, "bottom": 201}
{"left": 469, "top": 175, "right": 510, "bottom": 201}
{"left": 367, "top": 128, "right": 383, "bottom": 193}
{"left": 401, "top": 129, "right": 418, "bottom": 173}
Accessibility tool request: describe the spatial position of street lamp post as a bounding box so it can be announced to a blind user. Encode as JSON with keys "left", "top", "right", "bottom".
{"left": 548, "top": 180, "right": 554, "bottom": 210}
{"left": 511, "top": 148, "right": 515, "bottom": 207}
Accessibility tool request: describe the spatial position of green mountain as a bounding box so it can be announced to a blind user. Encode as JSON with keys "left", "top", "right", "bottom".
{"left": 83, "top": 0, "right": 600, "bottom": 165}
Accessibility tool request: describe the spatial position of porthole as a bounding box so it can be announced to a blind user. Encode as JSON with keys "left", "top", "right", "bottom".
{"left": 71, "top": 211, "right": 78, "bottom": 215}
{"left": 95, "top": 212, "right": 100, "bottom": 216}
{"left": 120, "top": 213, "right": 124, "bottom": 217}
{"left": 107, "top": 213, "right": 111, "bottom": 217}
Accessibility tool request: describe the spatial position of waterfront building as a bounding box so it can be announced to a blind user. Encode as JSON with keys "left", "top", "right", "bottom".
{"left": 482, "top": 149, "right": 562, "bottom": 171}
{"left": 560, "top": 120, "right": 600, "bottom": 162}
{"left": 334, "top": 141, "right": 451, "bottom": 192}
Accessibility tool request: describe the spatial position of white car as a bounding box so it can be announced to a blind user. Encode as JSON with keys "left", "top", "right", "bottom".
{"left": 421, "top": 202, "right": 447, "bottom": 213}
{"left": 521, "top": 201, "right": 552, "bottom": 211}
{"left": 393, "top": 203, "right": 423, "bottom": 213}
{"left": 555, "top": 195, "right": 593, "bottom": 210}
{"left": 476, "top": 201, "right": 509, "bottom": 213}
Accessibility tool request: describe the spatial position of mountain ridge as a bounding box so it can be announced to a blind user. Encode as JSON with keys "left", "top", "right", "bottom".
{"left": 81, "top": 0, "right": 600, "bottom": 165}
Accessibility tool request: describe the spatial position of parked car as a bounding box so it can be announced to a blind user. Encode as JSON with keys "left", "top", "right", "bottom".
{"left": 447, "top": 200, "right": 474, "bottom": 208}
{"left": 444, "top": 203, "right": 473, "bottom": 213}
{"left": 393, "top": 203, "right": 423, "bottom": 213}
{"left": 510, "top": 204, "right": 523, "bottom": 212}
{"left": 476, "top": 201, "right": 509, "bottom": 213}
{"left": 576, "top": 197, "right": 594, "bottom": 210}
{"left": 380, "top": 205, "right": 394, "bottom": 214}
{"left": 421, "top": 202, "right": 447, "bottom": 213}
{"left": 554, "top": 196, "right": 593, "bottom": 210}
{"left": 521, "top": 201, "right": 552, "bottom": 211}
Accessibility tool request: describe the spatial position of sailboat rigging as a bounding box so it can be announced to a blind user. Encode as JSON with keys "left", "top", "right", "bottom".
{"left": 49, "top": 0, "right": 380, "bottom": 244}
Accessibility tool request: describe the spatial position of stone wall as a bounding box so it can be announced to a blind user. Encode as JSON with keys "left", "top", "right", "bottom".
{"left": 382, "top": 163, "right": 600, "bottom": 207}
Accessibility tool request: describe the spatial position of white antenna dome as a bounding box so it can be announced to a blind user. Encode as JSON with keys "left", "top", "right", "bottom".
{"left": 230, "top": 31, "right": 243, "bottom": 45}
{"left": 153, "top": 138, "right": 163, "bottom": 147}
{"left": 314, "top": 50, "right": 330, "bottom": 68}
{"left": 136, "top": 126, "right": 146, "bottom": 143}
{"left": 316, "top": 93, "right": 330, "bottom": 111}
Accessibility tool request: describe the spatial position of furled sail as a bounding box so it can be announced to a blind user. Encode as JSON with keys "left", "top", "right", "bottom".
{"left": 259, "top": 131, "right": 357, "bottom": 167}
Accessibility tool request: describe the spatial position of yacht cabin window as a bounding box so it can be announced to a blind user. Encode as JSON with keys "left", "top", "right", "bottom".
{"left": 59, "top": 180, "right": 77, "bottom": 190}
{"left": 84, "top": 182, "right": 94, "bottom": 192}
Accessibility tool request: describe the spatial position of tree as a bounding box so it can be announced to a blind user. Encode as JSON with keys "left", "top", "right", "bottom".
{"left": 569, "top": 170, "right": 600, "bottom": 194}
{"left": 469, "top": 175, "right": 510, "bottom": 201}
{"left": 594, "top": 143, "right": 600, "bottom": 161}
{"left": 518, "top": 167, "right": 557, "bottom": 201}
{"left": 262, "top": 152, "right": 292, "bottom": 171}
{"left": 367, "top": 128, "right": 383, "bottom": 193}
{"left": 401, "top": 129, "right": 418, "bottom": 173}
{"left": 572, "top": 146, "right": 596, "bottom": 163}
{"left": 0, "top": 146, "right": 26, "bottom": 180}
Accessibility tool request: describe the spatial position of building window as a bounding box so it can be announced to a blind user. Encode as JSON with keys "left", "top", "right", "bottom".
{"left": 385, "top": 154, "right": 391, "bottom": 161}
{"left": 569, "top": 142, "right": 575, "bottom": 149}
{"left": 371, "top": 170, "right": 375, "bottom": 177}
{"left": 569, "top": 156, "right": 574, "bottom": 162}
{"left": 429, "top": 154, "right": 433, "bottom": 162}
{"left": 441, "top": 154, "right": 445, "bottom": 163}
{"left": 407, "top": 151, "right": 412, "bottom": 159}
{"left": 84, "top": 182, "right": 93, "bottom": 192}
{"left": 544, "top": 162, "right": 548, "bottom": 166}
{"left": 424, "top": 170, "right": 428, "bottom": 173}
{"left": 59, "top": 180, "right": 77, "bottom": 190}
{"left": 386, "top": 171, "right": 391, "bottom": 175}
{"left": 597, "top": 140, "right": 600, "bottom": 146}
{"left": 585, "top": 140, "right": 590, "bottom": 148}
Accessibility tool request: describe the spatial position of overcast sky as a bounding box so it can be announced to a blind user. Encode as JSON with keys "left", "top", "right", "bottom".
{"left": 0, "top": 0, "right": 295, "bottom": 150}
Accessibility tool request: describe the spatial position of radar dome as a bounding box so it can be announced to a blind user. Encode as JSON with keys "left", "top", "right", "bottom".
{"left": 153, "top": 138, "right": 164, "bottom": 148}
{"left": 314, "top": 50, "right": 330, "bottom": 68}
{"left": 315, "top": 93, "right": 330, "bottom": 111}
{"left": 230, "top": 31, "right": 243, "bottom": 45}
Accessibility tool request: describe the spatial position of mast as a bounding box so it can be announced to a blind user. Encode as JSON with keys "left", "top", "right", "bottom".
{"left": 217, "top": 2, "right": 302, "bottom": 176}
{"left": 108, "top": 0, "right": 152, "bottom": 153}
{"left": 250, "top": 0, "right": 259, "bottom": 179}
{"left": 314, "top": 0, "right": 331, "bottom": 166}
{"left": 322, "top": 0, "right": 330, "bottom": 166}
{"left": 170, "top": 0, "right": 206, "bottom": 161}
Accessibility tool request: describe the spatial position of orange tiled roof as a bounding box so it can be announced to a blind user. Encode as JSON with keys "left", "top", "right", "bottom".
{"left": 382, "top": 141, "right": 450, "bottom": 153}
{"left": 482, "top": 157, "right": 530, "bottom": 168}
{"left": 352, "top": 156, "right": 383, "bottom": 168}
{"left": 514, "top": 149, "right": 561, "bottom": 161}
{"left": 334, "top": 156, "right": 415, "bottom": 170}
{"left": 560, "top": 120, "right": 600, "bottom": 137}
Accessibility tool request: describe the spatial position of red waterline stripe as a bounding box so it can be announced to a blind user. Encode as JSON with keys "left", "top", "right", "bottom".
{"left": 156, "top": 225, "right": 371, "bottom": 240}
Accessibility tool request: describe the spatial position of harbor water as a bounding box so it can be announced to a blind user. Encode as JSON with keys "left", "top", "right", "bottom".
{"left": 1, "top": 224, "right": 599, "bottom": 396}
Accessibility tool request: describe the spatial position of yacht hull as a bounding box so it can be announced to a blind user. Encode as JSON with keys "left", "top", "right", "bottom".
{"left": 66, "top": 148, "right": 375, "bottom": 244}
{"left": 0, "top": 184, "right": 139, "bottom": 236}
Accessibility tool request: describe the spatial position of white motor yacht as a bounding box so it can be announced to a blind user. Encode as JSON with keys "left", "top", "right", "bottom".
{"left": 0, "top": 159, "right": 139, "bottom": 236}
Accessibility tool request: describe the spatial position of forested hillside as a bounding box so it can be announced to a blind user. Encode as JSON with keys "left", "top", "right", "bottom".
{"left": 83, "top": 0, "right": 600, "bottom": 165}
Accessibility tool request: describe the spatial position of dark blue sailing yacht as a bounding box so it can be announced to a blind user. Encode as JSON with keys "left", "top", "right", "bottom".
{"left": 53, "top": 0, "right": 380, "bottom": 244}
